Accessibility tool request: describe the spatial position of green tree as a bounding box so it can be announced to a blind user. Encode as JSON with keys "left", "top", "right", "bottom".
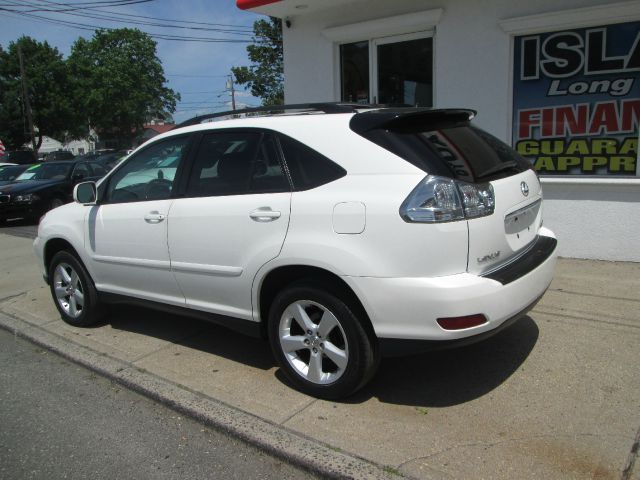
{"left": 0, "top": 37, "right": 81, "bottom": 151}
{"left": 232, "top": 17, "right": 283, "bottom": 106}
{"left": 68, "top": 28, "right": 179, "bottom": 148}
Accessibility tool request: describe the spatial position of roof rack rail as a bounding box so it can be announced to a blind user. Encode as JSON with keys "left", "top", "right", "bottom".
{"left": 174, "top": 102, "right": 368, "bottom": 129}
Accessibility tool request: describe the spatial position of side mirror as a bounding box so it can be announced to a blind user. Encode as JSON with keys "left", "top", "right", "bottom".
{"left": 74, "top": 181, "right": 97, "bottom": 205}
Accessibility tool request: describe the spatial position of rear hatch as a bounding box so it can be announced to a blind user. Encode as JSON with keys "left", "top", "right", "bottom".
{"left": 350, "top": 108, "right": 542, "bottom": 274}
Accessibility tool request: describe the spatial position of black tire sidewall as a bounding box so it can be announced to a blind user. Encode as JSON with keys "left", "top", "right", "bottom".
{"left": 50, "top": 198, "right": 64, "bottom": 211}
{"left": 268, "top": 282, "right": 376, "bottom": 399}
{"left": 48, "top": 251, "right": 101, "bottom": 327}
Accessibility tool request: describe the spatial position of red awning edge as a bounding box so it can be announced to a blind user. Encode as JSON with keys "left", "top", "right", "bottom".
{"left": 236, "top": 0, "right": 282, "bottom": 10}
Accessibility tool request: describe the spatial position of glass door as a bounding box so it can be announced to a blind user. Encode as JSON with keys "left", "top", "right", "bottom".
{"left": 372, "top": 32, "right": 433, "bottom": 106}
{"left": 340, "top": 41, "right": 370, "bottom": 104}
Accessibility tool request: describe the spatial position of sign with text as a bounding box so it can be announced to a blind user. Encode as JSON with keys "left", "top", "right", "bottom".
{"left": 512, "top": 21, "right": 640, "bottom": 176}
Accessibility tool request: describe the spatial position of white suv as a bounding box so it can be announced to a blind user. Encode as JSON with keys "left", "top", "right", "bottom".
{"left": 34, "top": 104, "right": 557, "bottom": 399}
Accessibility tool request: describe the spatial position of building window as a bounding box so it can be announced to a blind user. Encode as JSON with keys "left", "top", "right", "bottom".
{"left": 375, "top": 35, "right": 433, "bottom": 106}
{"left": 339, "top": 32, "right": 433, "bottom": 106}
{"left": 340, "top": 41, "right": 369, "bottom": 103}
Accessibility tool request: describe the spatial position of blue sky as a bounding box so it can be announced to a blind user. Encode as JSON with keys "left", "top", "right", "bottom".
{"left": 0, "top": 0, "right": 265, "bottom": 123}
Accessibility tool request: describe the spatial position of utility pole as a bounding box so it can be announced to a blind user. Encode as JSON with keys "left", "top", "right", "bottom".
{"left": 226, "top": 75, "right": 236, "bottom": 111}
{"left": 17, "top": 44, "right": 37, "bottom": 152}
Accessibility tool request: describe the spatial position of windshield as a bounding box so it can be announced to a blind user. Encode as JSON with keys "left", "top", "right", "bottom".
{"left": 0, "top": 166, "right": 26, "bottom": 181}
{"left": 16, "top": 163, "right": 72, "bottom": 181}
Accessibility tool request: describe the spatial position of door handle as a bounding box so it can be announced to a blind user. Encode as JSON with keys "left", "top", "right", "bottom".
{"left": 249, "top": 207, "right": 281, "bottom": 222}
{"left": 144, "top": 211, "right": 166, "bottom": 223}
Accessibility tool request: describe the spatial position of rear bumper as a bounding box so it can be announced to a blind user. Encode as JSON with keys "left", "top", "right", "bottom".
{"left": 378, "top": 291, "right": 543, "bottom": 356}
{"left": 343, "top": 227, "right": 557, "bottom": 351}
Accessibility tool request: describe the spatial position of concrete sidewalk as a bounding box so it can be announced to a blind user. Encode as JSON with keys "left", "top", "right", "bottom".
{"left": 0, "top": 231, "right": 638, "bottom": 479}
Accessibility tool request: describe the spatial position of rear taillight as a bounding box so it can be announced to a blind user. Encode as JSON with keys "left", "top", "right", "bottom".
{"left": 400, "top": 175, "right": 495, "bottom": 223}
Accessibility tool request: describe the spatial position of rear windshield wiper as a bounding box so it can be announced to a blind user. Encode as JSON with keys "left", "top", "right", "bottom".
{"left": 476, "top": 161, "right": 518, "bottom": 180}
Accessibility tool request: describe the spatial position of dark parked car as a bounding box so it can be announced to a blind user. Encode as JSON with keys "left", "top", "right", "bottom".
{"left": 74, "top": 149, "right": 116, "bottom": 162}
{"left": 6, "top": 150, "right": 38, "bottom": 165}
{"left": 0, "top": 164, "right": 31, "bottom": 186}
{"left": 44, "top": 150, "right": 75, "bottom": 162}
{"left": 0, "top": 160, "right": 107, "bottom": 223}
{"left": 95, "top": 151, "right": 128, "bottom": 171}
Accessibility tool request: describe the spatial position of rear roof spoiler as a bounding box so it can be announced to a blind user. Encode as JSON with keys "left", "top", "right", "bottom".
{"left": 349, "top": 108, "right": 476, "bottom": 134}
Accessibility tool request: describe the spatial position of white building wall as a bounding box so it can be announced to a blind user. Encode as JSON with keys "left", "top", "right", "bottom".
{"left": 280, "top": 0, "right": 640, "bottom": 262}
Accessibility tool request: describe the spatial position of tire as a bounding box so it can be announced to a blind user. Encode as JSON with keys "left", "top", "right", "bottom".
{"left": 49, "top": 251, "right": 104, "bottom": 327}
{"left": 49, "top": 197, "right": 65, "bottom": 211}
{"left": 268, "top": 281, "right": 379, "bottom": 399}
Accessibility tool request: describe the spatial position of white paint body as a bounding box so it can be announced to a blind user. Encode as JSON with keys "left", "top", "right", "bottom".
{"left": 34, "top": 112, "right": 557, "bottom": 341}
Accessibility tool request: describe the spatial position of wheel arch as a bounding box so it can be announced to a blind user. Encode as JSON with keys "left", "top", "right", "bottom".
{"left": 44, "top": 237, "right": 78, "bottom": 272}
{"left": 256, "top": 264, "right": 377, "bottom": 343}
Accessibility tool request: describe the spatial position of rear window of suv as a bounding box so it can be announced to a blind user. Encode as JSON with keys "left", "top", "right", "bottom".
{"left": 357, "top": 123, "right": 530, "bottom": 183}
{"left": 278, "top": 134, "right": 346, "bottom": 190}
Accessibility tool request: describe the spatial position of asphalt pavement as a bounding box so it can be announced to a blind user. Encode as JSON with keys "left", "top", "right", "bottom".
{"left": 0, "top": 224, "right": 638, "bottom": 480}
{"left": 0, "top": 327, "right": 316, "bottom": 480}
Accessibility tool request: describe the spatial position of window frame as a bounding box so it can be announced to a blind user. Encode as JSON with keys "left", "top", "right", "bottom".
{"left": 324, "top": 9, "right": 441, "bottom": 105}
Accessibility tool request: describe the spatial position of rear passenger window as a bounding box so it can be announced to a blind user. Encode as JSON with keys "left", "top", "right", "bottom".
{"left": 277, "top": 134, "right": 346, "bottom": 190}
{"left": 186, "top": 132, "right": 290, "bottom": 197}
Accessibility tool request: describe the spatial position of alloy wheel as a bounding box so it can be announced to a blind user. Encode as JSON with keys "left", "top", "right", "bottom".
{"left": 278, "top": 300, "right": 349, "bottom": 385}
{"left": 53, "top": 262, "right": 85, "bottom": 318}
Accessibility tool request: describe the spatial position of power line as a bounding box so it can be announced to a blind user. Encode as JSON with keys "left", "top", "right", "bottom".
{"left": 0, "top": 0, "right": 154, "bottom": 11}
{"left": 0, "top": 8, "right": 253, "bottom": 42}
{"left": 167, "top": 74, "right": 230, "bottom": 78}
{"left": 7, "top": 0, "right": 254, "bottom": 29}
{"left": 179, "top": 91, "right": 228, "bottom": 94}
{"left": 92, "top": 8, "right": 253, "bottom": 30}
{"left": 9, "top": 0, "right": 253, "bottom": 35}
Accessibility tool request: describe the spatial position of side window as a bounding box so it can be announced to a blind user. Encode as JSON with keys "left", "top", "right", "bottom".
{"left": 88, "top": 162, "right": 107, "bottom": 178}
{"left": 277, "top": 134, "right": 346, "bottom": 190}
{"left": 185, "top": 132, "right": 290, "bottom": 197}
{"left": 105, "top": 135, "right": 189, "bottom": 203}
{"left": 72, "top": 162, "right": 90, "bottom": 181}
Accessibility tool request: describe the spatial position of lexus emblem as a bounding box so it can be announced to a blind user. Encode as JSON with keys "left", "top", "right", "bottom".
{"left": 520, "top": 181, "right": 529, "bottom": 196}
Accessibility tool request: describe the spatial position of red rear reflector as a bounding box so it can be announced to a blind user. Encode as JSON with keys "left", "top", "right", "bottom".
{"left": 437, "top": 314, "right": 487, "bottom": 330}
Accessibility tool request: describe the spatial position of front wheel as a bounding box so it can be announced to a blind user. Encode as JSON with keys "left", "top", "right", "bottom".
{"left": 49, "top": 197, "right": 65, "bottom": 211}
{"left": 268, "top": 282, "right": 378, "bottom": 399}
{"left": 49, "top": 251, "right": 104, "bottom": 327}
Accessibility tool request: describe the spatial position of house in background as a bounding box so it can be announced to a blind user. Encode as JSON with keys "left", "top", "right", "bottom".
{"left": 134, "top": 121, "right": 176, "bottom": 148}
{"left": 24, "top": 135, "right": 95, "bottom": 157}
{"left": 237, "top": 0, "right": 640, "bottom": 262}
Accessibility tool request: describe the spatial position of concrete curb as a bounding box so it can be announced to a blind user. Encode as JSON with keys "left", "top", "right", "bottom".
{"left": 0, "top": 310, "right": 409, "bottom": 480}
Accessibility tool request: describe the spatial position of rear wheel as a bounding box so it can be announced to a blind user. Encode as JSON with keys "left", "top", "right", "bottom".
{"left": 268, "top": 282, "right": 378, "bottom": 399}
{"left": 49, "top": 251, "right": 104, "bottom": 327}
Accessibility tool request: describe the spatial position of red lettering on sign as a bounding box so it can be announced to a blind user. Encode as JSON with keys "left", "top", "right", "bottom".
{"left": 555, "top": 105, "right": 588, "bottom": 136}
{"left": 590, "top": 102, "right": 619, "bottom": 134}
{"left": 519, "top": 109, "right": 540, "bottom": 138}
{"left": 517, "top": 100, "right": 640, "bottom": 139}
{"left": 621, "top": 99, "right": 640, "bottom": 132}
